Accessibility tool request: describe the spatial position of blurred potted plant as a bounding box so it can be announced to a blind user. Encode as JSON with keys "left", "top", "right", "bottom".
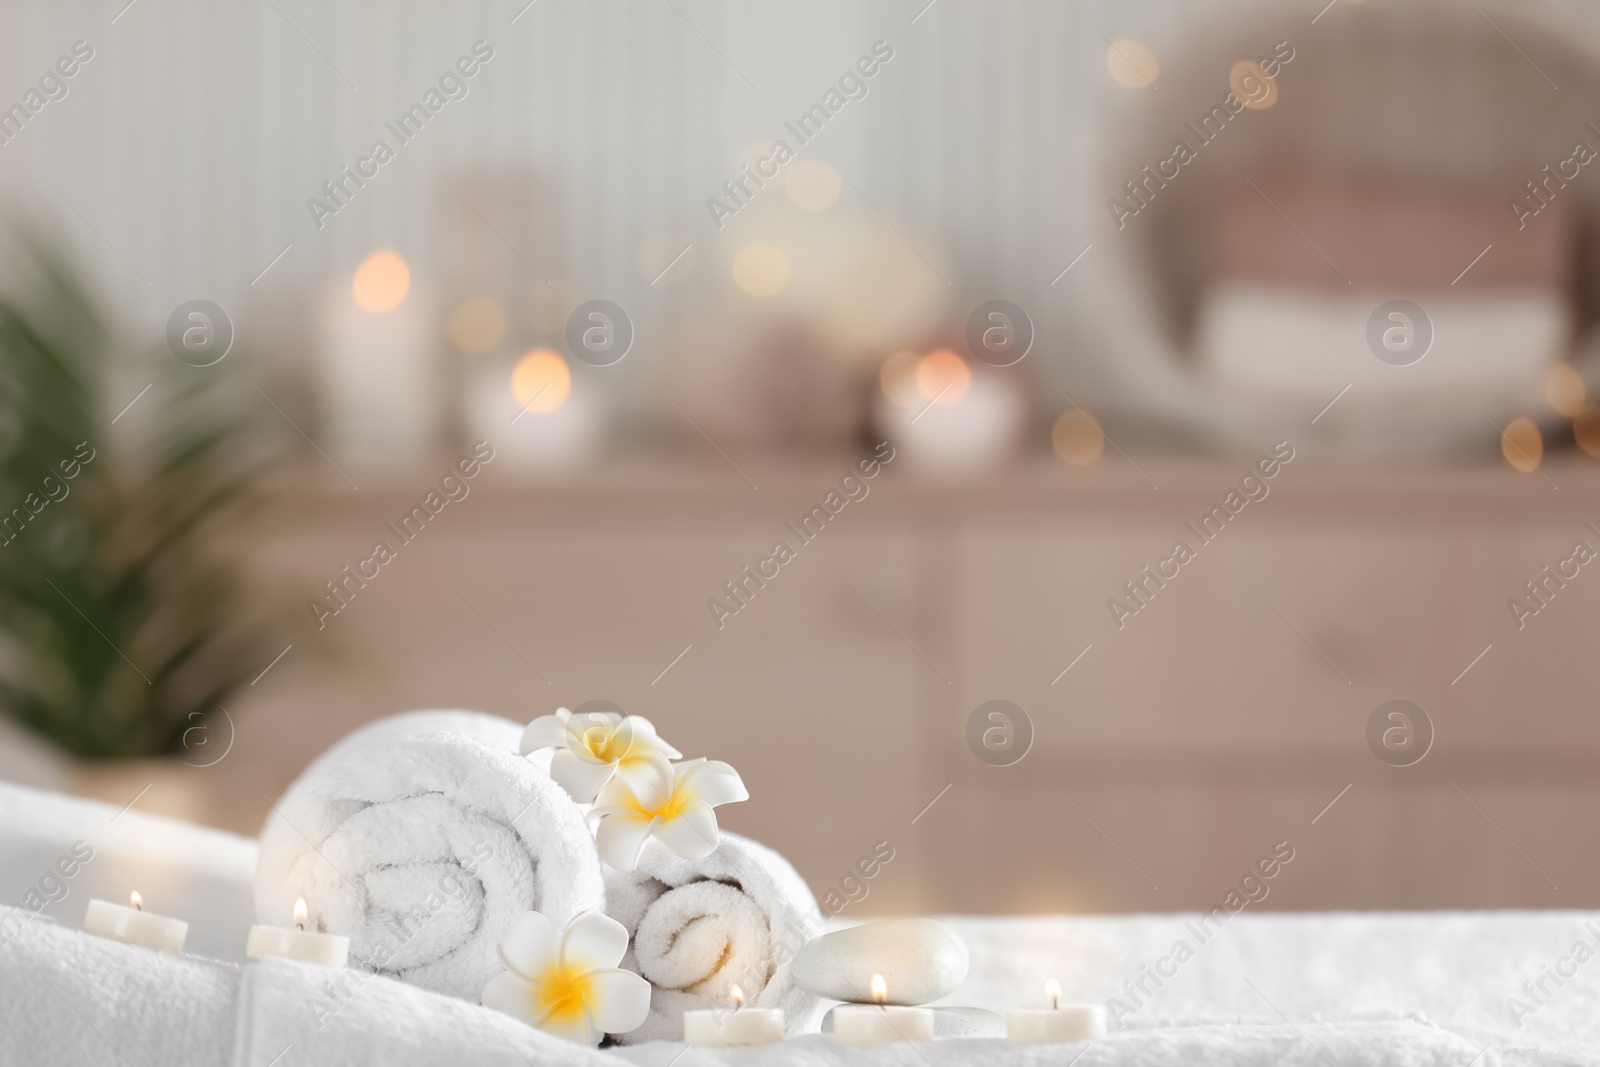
{"left": 0, "top": 233, "right": 277, "bottom": 808}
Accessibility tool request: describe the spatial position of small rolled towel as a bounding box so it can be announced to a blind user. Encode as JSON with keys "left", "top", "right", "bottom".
{"left": 255, "top": 709, "right": 603, "bottom": 1000}
{"left": 603, "top": 831, "right": 826, "bottom": 1043}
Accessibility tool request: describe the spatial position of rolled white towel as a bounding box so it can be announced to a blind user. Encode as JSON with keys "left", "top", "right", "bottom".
{"left": 603, "top": 831, "right": 826, "bottom": 1043}
{"left": 255, "top": 710, "right": 603, "bottom": 1000}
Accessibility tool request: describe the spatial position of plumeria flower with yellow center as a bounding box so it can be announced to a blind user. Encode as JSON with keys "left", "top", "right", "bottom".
{"left": 519, "top": 707, "right": 681, "bottom": 805}
{"left": 590, "top": 757, "right": 748, "bottom": 870}
{"left": 481, "top": 910, "right": 650, "bottom": 1045}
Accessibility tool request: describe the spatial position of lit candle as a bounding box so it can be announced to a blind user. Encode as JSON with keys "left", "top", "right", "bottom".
{"left": 1007, "top": 980, "right": 1106, "bottom": 1042}
{"left": 246, "top": 898, "right": 350, "bottom": 967}
{"left": 831, "top": 974, "right": 935, "bottom": 1046}
{"left": 683, "top": 984, "right": 785, "bottom": 1046}
{"left": 83, "top": 891, "right": 187, "bottom": 952}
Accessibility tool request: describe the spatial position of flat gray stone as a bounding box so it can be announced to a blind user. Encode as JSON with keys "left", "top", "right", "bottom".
{"left": 793, "top": 918, "right": 969, "bottom": 1005}
{"left": 821, "top": 1006, "right": 1005, "bottom": 1039}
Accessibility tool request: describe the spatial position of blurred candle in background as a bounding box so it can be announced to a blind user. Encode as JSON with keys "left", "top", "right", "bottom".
{"left": 875, "top": 350, "right": 1025, "bottom": 476}
{"left": 464, "top": 347, "right": 604, "bottom": 472}
{"left": 317, "top": 249, "right": 439, "bottom": 469}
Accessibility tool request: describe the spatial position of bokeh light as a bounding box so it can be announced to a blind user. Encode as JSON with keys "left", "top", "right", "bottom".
{"left": 1576, "top": 409, "right": 1600, "bottom": 457}
{"left": 1501, "top": 416, "right": 1543, "bottom": 473}
{"left": 351, "top": 250, "right": 410, "bottom": 312}
{"left": 447, "top": 296, "right": 507, "bottom": 353}
{"left": 1545, "top": 364, "right": 1585, "bottom": 417}
{"left": 1228, "top": 60, "right": 1278, "bottom": 110}
{"left": 879, "top": 350, "right": 921, "bottom": 407}
{"left": 1106, "top": 40, "right": 1159, "bottom": 89}
{"left": 915, "top": 349, "right": 971, "bottom": 404}
{"left": 511, "top": 348, "right": 571, "bottom": 413}
{"left": 732, "top": 243, "right": 791, "bottom": 297}
{"left": 786, "top": 160, "right": 843, "bottom": 212}
{"left": 1053, "top": 409, "right": 1105, "bottom": 466}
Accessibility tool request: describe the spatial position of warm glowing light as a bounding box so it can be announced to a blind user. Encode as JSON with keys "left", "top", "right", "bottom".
{"left": 1577, "top": 409, "right": 1600, "bottom": 457}
{"left": 293, "top": 898, "right": 309, "bottom": 926}
{"left": 730, "top": 984, "right": 745, "bottom": 1008}
{"left": 351, "top": 250, "right": 411, "bottom": 312}
{"left": 1053, "top": 409, "right": 1105, "bottom": 466}
{"left": 733, "top": 243, "right": 790, "bottom": 297}
{"left": 1106, "top": 39, "right": 1159, "bottom": 88}
{"left": 130, "top": 890, "right": 142, "bottom": 910}
{"left": 880, "top": 350, "right": 921, "bottom": 406}
{"left": 1546, "top": 364, "right": 1586, "bottom": 418}
{"left": 786, "top": 160, "right": 842, "bottom": 212}
{"left": 511, "top": 349, "right": 572, "bottom": 413}
{"left": 447, "top": 296, "right": 507, "bottom": 353}
{"left": 915, "top": 350, "right": 971, "bottom": 404}
{"left": 1501, "top": 416, "right": 1543, "bottom": 473}
{"left": 1229, "top": 60, "right": 1278, "bottom": 110}
{"left": 1045, "top": 979, "right": 1061, "bottom": 1009}
{"left": 870, "top": 974, "right": 888, "bottom": 1005}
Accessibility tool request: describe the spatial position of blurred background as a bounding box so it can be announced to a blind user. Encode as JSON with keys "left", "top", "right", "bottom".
{"left": 1, "top": 0, "right": 1599, "bottom": 917}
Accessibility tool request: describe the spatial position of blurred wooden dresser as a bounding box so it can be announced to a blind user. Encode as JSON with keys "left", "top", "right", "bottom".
{"left": 184, "top": 454, "right": 1600, "bottom": 914}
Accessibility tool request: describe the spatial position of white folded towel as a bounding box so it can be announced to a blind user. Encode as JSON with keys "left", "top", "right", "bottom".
{"left": 0, "top": 904, "right": 240, "bottom": 1067}
{"left": 1, "top": 904, "right": 1581, "bottom": 1067}
{"left": 602, "top": 831, "right": 827, "bottom": 1044}
{"left": 254, "top": 710, "right": 603, "bottom": 1001}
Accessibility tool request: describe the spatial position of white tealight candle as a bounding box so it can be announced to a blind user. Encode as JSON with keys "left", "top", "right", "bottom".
{"left": 83, "top": 891, "right": 187, "bottom": 952}
{"left": 247, "top": 898, "right": 349, "bottom": 967}
{"left": 1007, "top": 980, "right": 1106, "bottom": 1042}
{"left": 683, "top": 985, "right": 784, "bottom": 1046}
{"left": 832, "top": 975, "right": 935, "bottom": 1046}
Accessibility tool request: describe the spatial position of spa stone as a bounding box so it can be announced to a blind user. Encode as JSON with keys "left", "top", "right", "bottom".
{"left": 793, "top": 918, "right": 969, "bottom": 1005}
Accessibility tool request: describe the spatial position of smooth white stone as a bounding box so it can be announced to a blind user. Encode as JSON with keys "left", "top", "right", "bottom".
{"left": 792, "top": 918, "right": 969, "bottom": 1005}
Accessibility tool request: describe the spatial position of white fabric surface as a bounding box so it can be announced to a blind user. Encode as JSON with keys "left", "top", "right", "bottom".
{"left": 253, "top": 710, "right": 603, "bottom": 1000}
{"left": 2, "top": 782, "right": 1597, "bottom": 1063}
{"left": 0, "top": 903, "right": 239, "bottom": 1067}
{"left": 945, "top": 913, "right": 1599, "bottom": 1060}
{"left": 603, "top": 833, "right": 826, "bottom": 1044}
{"left": 3, "top": 906, "right": 1583, "bottom": 1067}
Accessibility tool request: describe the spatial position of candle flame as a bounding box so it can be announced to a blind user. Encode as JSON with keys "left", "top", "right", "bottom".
{"left": 870, "top": 973, "right": 887, "bottom": 1005}
{"left": 294, "top": 898, "right": 309, "bottom": 927}
{"left": 129, "top": 890, "right": 142, "bottom": 910}
{"left": 730, "top": 984, "right": 744, "bottom": 1008}
{"left": 1046, "top": 978, "right": 1061, "bottom": 1009}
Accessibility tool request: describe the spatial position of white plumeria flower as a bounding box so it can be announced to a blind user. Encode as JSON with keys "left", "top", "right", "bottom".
{"left": 481, "top": 910, "right": 650, "bottom": 1045}
{"left": 519, "top": 707, "right": 681, "bottom": 805}
{"left": 590, "top": 757, "right": 749, "bottom": 870}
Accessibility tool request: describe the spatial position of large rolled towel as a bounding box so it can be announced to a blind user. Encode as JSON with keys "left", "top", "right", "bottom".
{"left": 255, "top": 710, "right": 603, "bottom": 999}
{"left": 603, "top": 831, "right": 826, "bottom": 1043}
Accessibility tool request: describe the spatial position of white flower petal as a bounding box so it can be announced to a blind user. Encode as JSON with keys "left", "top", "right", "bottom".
{"left": 653, "top": 798, "right": 720, "bottom": 861}
{"left": 585, "top": 969, "right": 652, "bottom": 1034}
{"left": 595, "top": 812, "right": 658, "bottom": 871}
{"left": 551, "top": 749, "right": 616, "bottom": 804}
{"left": 593, "top": 774, "right": 640, "bottom": 811}
{"left": 538, "top": 1008, "right": 597, "bottom": 1046}
{"left": 481, "top": 971, "right": 536, "bottom": 1023}
{"left": 497, "top": 911, "right": 562, "bottom": 979}
{"left": 613, "top": 749, "right": 674, "bottom": 810}
{"left": 519, "top": 711, "right": 572, "bottom": 755}
{"left": 628, "top": 716, "right": 682, "bottom": 760}
{"left": 558, "top": 911, "right": 630, "bottom": 972}
{"left": 682, "top": 760, "right": 749, "bottom": 808}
